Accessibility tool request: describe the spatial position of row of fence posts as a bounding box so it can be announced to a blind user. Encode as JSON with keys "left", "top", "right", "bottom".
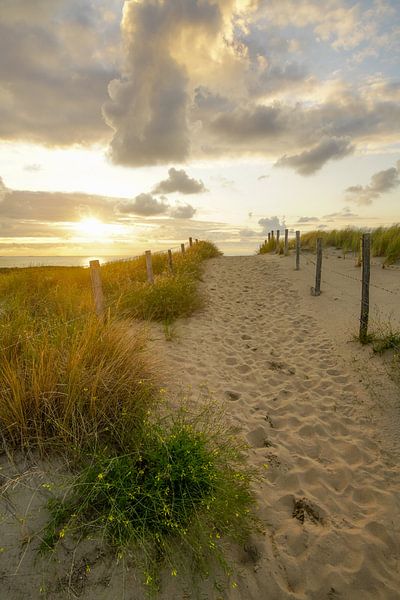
{"left": 264, "top": 230, "right": 371, "bottom": 344}
{"left": 89, "top": 238, "right": 200, "bottom": 320}
{"left": 265, "top": 228, "right": 301, "bottom": 270}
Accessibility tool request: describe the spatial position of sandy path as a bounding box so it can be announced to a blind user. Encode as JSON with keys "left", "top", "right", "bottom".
{"left": 152, "top": 254, "right": 400, "bottom": 600}
{"left": 1, "top": 253, "right": 400, "bottom": 599}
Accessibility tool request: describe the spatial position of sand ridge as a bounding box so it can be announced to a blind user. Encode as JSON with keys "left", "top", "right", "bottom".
{"left": 154, "top": 254, "right": 400, "bottom": 599}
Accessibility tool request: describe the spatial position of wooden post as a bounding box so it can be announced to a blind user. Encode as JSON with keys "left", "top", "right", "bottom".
{"left": 271, "top": 231, "right": 275, "bottom": 241}
{"left": 89, "top": 260, "right": 105, "bottom": 319}
{"left": 189, "top": 237, "right": 193, "bottom": 247}
{"left": 195, "top": 239, "right": 199, "bottom": 244}
{"left": 356, "top": 235, "right": 362, "bottom": 267}
{"left": 295, "top": 231, "right": 300, "bottom": 271}
{"left": 311, "top": 238, "right": 322, "bottom": 296}
{"left": 284, "top": 229, "right": 289, "bottom": 256}
{"left": 268, "top": 232, "right": 271, "bottom": 243}
{"left": 181, "top": 243, "right": 185, "bottom": 254}
{"left": 167, "top": 249, "right": 174, "bottom": 274}
{"left": 359, "top": 233, "right": 371, "bottom": 343}
{"left": 145, "top": 250, "right": 154, "bottom": 284}
{"left": 276, "top": 229, "right": 280, "bottom": 253}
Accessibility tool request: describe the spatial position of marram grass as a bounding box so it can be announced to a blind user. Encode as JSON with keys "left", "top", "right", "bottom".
{"left": 258, "top": 225, "right": 400, "bottom": 265}
{"left": 0, "top": 241, "right": 261, "bottom": 596}
{"left": 0, "top": 241, "right": 221, "bottom": 451}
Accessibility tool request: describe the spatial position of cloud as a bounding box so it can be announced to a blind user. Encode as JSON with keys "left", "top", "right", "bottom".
{"left": 169, "top": 203, "right": 196, "bottom": 219}
{"left": 23, "top": 163, "right": 43, "bottom": 172}
{"left": 239, "top": 228, "right": 260, "bottom": 238}
{"left": 275, "top": 137, "right": 354, "bottom": 175}
{"left": 103, "top": 0, "right": 223, "bottom": 165}
{"left": 0, "top": 188, "right": 117, "bottom": 222}
{"left": 0, "top": 176, "right": 7, "bottom": 199}
{"left": 153, "top": 168, "right": 207, "bottom": 195}
{"left": 345, "top": 161, "right": 400, "bottom": 205}
{"left": 258, "top": 216, "right": 286, "bottom": 234}
{"left": 296, "top": 216, "right": 320, "bottom": 223}
{"left": 0, "top": 0, "right": 119, "bottom": 145}
{"left": 118, "top": 193, "right": 168, "bottom": 216}
{"left": 323, "top": 207, "right": 358, "bottom": 219}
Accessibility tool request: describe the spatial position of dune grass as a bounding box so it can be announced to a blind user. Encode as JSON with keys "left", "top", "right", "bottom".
{"left": 0, "top": 241, "right": 261, "bottom": 594}
{"left": 0, "top": 241, "right": 221, "bottom": 452}
{"left": 258, "top": 226, "right": 400, "bottom": 265}
{"left": 299, "top": 225, "right": 400, "bottom": 264}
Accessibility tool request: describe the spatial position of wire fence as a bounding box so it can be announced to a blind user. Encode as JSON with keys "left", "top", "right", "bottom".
{"left": 261, "top": 229, "right": 400, "bottom": 353}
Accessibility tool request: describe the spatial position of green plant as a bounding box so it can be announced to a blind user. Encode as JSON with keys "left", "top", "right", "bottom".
{"left": 41, "top": 407, "right": 260, "bottom": 594}
{"left": 259, "top": 238, "right": 277, "bottom": 254}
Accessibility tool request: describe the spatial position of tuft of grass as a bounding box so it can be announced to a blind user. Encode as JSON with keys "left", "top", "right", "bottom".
{"left": 0, "top": 315, "right": 158, "bottom": 452}
{"left": 369, "top": 323, "right": 400, "bottom": 354}
{"left": 259, "top": 238, "right": 278, "bottom": 254}
{"left": 41, "top": 405, "right": 260, "bottom": 594}
{"left": 121, "top": 273, "right": 203, "bottom": 322}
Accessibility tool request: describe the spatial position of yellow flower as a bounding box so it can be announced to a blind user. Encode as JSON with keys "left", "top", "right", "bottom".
{"left": 59, "top": 529, "right": 65, "bottom": 538}
{"left": 171, "top": 569, "right": 177, "bottom": 577}
{"left": 97, "top": 473, "right": 104, "bottom": 480}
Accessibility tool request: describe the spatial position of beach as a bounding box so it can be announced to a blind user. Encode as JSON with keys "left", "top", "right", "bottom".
{"left": 1, "top": 251, "right": 400, "bottom": 599}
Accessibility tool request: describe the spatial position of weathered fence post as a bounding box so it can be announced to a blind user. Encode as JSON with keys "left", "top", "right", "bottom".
{"left": 195, "top": 238, "right": 199, "bottom": 244}
{"left": 268, "top": 232, "right": 271, "bottom": 243}
{"left": 89, "top": 260, "right": 105, "bottom": 319}
{"left": 181, "top": 243, "right": 185, "bottom": 254}
{"left": 167, "top": 249, "right": 174, "bottom": 273}
{"left": 311, "top": 238, "right": 322, "bottom": 296}
{"left": 284, "top": 229, "right": 289, "bottom": 256}
{"left": 295, "top": 231, "right": 300, "bottom": 270}
{"left": 359, "top": 233, "right": 371, "bottom": 343}
{"left": 271, "top": 231, "right": 275, "bottom": 242}
{"left": 189, "top": 237, "right": 193, "bottom": 247}
{"left": 145, "top": 250, "right": 154, "bottom": 284}
{"left": 276, "top": 230, "right": 280, "bottom": 253}
{"left": 356, "top": 235, "right": 362, "bottom": 267}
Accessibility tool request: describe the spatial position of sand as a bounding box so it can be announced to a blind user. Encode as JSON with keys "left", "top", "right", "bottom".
{"left": 1, "top": 251, "right": 400, "bottom": 599}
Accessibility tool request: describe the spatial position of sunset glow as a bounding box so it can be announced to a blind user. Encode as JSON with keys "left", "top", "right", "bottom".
{"left": 0, "top": 1, "right": 399, "bottom": 259}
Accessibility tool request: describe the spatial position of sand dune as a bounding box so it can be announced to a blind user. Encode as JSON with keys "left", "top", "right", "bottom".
{"left": 152, "top": 253, "right": 400, "bottom": 599}
{"left": 1, "top": 252, "right": 400, "bottom": 599}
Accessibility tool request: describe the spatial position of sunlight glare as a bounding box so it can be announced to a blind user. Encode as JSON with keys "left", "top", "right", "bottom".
{"left": 75, "top": 218, "right": 107, "bottom": 239}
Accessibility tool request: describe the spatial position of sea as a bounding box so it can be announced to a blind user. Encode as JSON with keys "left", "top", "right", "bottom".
{"left": 0, "top": 256, "right": 133, "bottom": 269}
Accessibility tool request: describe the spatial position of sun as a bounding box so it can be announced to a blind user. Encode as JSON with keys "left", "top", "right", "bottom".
{"left": 75, "top": 218, "right": 107, "bottom": 239}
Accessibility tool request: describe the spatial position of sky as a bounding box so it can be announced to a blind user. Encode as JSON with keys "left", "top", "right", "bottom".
{"left": 0, "top": 0, "right": 399, "bottom": 256}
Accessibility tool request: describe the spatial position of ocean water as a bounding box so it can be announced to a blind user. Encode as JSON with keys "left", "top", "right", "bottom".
{"left": 0, "top": 256, "right": 133, "bottom": 268}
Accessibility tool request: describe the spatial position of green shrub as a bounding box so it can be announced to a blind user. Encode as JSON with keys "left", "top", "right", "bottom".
{"left": 41, "top": 407, "right": 259, "bottom": 593}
